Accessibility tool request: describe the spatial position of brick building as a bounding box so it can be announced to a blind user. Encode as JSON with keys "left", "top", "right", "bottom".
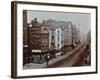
{"left": 28, "top": 18, "right": 41, "bottom": 53}
{"left": 41, "top": 23, "right": 49, "bottom": 52}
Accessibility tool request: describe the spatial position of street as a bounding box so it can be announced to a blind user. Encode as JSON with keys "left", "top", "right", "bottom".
{"left": 45, "top": 44, "right": 87, "bottom": 68}
{"left": 24, "top": 43, "right": 91, "bottom": 69}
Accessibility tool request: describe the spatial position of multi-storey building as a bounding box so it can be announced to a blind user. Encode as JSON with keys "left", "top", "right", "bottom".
{"left": 44, "top": 19, "right": 75, "bottom": 50}
{"left": 49, "top": 28, "right": 62, "bottom": 50}
{"left": 28, "top": 18, "right": 41, "bottom": 54}
{"left": 72, "top": 24, "right": 80, "bottom": 45}
{"left": 41, "top": 23, "right": 49, "bottom": 52}
{"left": 28, "top": 18, "right": 49, "bottom": 53}
{"left": 60, "top": 22, "right": 73, "bottom": 47}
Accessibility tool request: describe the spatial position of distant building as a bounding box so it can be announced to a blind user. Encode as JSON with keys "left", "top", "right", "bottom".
{"left": 43, "top": 19, "right": 76, "bottom": 49}
{"left": 86, "top": 30, "right": 91, "bottom": 44}
{"left": 49, "top": 28, "right": 62, "bottom": 50}
{"left": 72, "top": 24, "right": 80, "bottom": 45}
{"left": 61, "top": 22, "right": 72, "bottom": 46}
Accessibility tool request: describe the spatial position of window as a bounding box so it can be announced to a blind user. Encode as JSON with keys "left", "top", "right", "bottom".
{"left": 51, "top": 29, "right": 55, "bottom": 34}
{"left": 57, "top": 37, "right": 59, "bottom": 41}
{"left": 58, "top": 44, "right": 59, "bottom": 48}
{"left": 44, "top": 27, "right": 47, "bottom": 31}
{"left": 58, "top": 30, "right": 59, "bottom": 34}
{"left": 52, "top": 30, "right": 54, "bottom": 34}
{"left": 42, "top": 40, "right": 44, "bottom": 43}
{"left": 46, "top": 45, "right": 48, "bottom": 48}
{"left": 51, "top": 36, "right": 54, "bottom": 41}
{"left": 37, "top": 35, "right": 40, "bottom": 38}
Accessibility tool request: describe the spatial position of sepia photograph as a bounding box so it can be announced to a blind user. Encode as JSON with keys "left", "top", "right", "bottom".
{"left": 11, "top": 1, "right": 97, "bottom": 78}
{"left": 23, "top": 10, "right": 91, "bottom": 69}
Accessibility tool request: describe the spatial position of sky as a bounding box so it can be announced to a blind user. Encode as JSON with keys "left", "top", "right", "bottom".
{"left": 27, "top": 10, "right": 91, "bottom": 37}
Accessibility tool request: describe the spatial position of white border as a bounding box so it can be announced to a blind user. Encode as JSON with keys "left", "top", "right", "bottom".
{"left": 17, "top": 3, "right": 96, "bottom": 76}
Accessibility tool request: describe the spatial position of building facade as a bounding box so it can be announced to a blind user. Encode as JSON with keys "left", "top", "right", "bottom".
{"left": 23, "top": 16, "right": 80, "bottom": 64}
{"left": 28, "top": 18, "right": 49, "bottom": 53}
{"left": 28, "top": 18, "right": 41, "bottom": 53}
{"left": 44, "top": 19, "right": 75, "bottom": 50}
{"left": 41, "top": 23, "right": 49, "bottom": 52}
{"left": 49, "top": 28, "right": 62, "bottom": 50}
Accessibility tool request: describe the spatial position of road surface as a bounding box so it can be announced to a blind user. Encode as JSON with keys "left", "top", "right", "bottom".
{"left": 46, "top": 44, "right": 89, "bottom": 68}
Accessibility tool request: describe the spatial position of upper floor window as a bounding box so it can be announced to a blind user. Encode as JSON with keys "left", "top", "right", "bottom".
{"left": 51, "top": 36, "right": 54, "bottom": 41}
{"left": 57, "top": 37, "right": 59, "bottom": 41}
{"left": 57, "top": 44, "right": 59, "bottom": 48}
{"left": 44, "top": 27, "right": 47, "bottom": 31}
{"left": 58, "top": 30, "right": 59, "bottom": 34}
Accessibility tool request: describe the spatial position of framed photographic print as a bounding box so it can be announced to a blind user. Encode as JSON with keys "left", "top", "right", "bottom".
{"left": 11, "top": 1, "right": 98, "bottom": 78}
